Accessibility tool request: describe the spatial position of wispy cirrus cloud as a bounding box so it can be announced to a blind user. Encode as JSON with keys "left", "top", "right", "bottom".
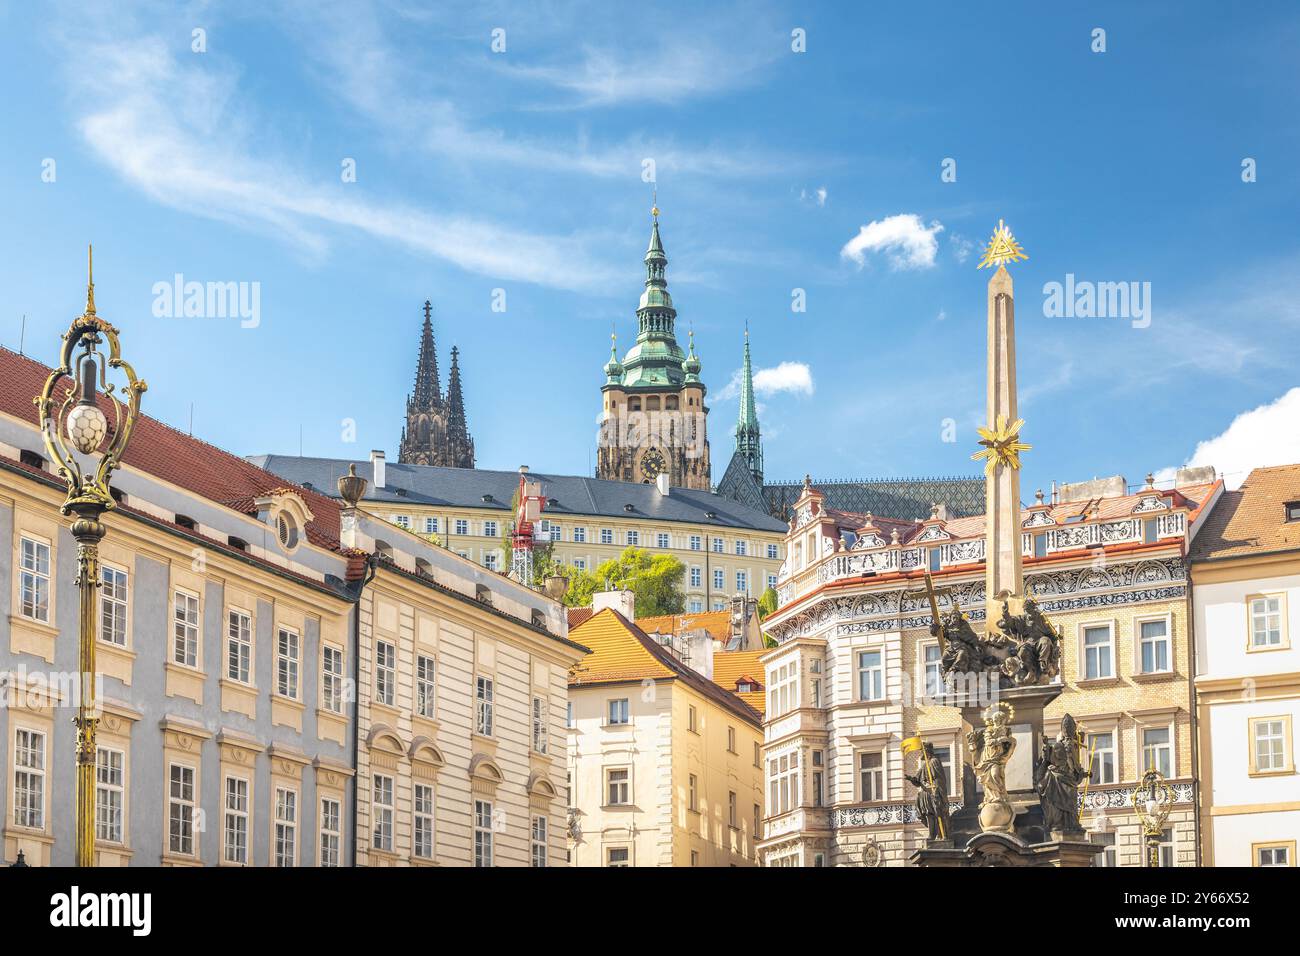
{"left": 841, "top": 214, "right": 945, "bottom": 270}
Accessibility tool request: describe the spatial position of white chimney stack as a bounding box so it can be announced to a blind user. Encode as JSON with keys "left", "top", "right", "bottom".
{"left": 370, "top": 449, "right": 386, "bottom": 490}
{"left": 592, "top": 589, "right": 636, "bottom": 620}
{"left": 656, "top": 472, "right": 670, "bottom": 496}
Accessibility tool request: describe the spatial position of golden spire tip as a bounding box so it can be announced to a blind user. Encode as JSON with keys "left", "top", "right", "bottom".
{"left": 85, "top": 244, "right": 97, "bottom": 316}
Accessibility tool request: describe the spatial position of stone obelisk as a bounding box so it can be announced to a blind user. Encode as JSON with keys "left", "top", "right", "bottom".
{"left": 985, "top": 264, "right": 1022, "bottom": 602}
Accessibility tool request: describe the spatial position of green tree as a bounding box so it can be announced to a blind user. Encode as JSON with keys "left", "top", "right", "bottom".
{"left": 757, "top": 586, "right": 779, "bottom": 620}
{"left": 565, "top": 547, "right": 685, "bottom": 617}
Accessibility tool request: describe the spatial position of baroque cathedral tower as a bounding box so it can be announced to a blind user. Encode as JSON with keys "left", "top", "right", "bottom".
{"left": 596, "top": 205, "right": 711, "bottom": 489}
{"left": 399, "top": 300, "right": 475, "bottom": 468}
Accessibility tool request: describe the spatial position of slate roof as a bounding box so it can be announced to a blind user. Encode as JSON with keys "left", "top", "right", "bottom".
{"left": 762, "top": 475, "right": 985, "bottom": 523}
{"left": 1190, "top": 464, "right": 1300, "bottom": 562}
{"left": 250, "top": 454, "right": 787, "bottom": 533}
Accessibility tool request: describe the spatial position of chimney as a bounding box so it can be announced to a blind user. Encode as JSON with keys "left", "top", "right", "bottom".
{"left": 370, "top": 449, "right": 386, "bottom": 490}
{"left": 592, "top": 589, "right": 635, "bottom": 620}
{"left": 656, "top": 472, "right": 670, "bottom": 496}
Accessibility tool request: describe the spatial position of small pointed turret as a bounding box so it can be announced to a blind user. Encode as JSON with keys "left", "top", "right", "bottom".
{"left": 444, "top": 345, "right": 475, "bottom": 467}
{"left": 411, "top": 299, "right": 442, "bottom": 410}
{"left": 734, "top": 326, "right": 763, "bottom": 484}
{"left": 604, "top": 331, "right": 624, "bottom": 384}
{"left": 683, "top": 328, "right": 701, "bottom": 383}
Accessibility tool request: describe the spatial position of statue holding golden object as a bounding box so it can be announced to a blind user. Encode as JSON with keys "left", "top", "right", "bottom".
{"left": 34, "top": 247, "right": 147, "bottom": 867}
{"left": 967, "top": 702, "right": 1017, "bottom": 833}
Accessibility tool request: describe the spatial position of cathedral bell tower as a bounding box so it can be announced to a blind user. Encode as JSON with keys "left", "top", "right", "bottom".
{"left": 596, "top": 204, "right": 711, "bottom": 489}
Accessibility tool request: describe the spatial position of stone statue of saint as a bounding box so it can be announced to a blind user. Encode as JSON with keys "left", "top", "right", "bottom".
{"left": 904, "top": 742, "right": 951, "bottom": 843}
{"left": 1036, "top": 714, "right": 1088, "bottom": 834}
{"left": 967, "top": 701, "right": 1017, "bottom": 833}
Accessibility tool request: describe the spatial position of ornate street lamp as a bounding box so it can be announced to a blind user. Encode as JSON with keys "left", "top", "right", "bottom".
{"left": 1132, "top": 767, "right": 1173, "bottom": 868}
{"left": 34, "top": 247, "right": 146, "bottom": 867}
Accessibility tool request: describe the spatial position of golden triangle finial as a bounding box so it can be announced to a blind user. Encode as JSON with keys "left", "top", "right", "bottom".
{"left": 976, "top": 219, "right": 1028, "bottom": 270}
{"left": 85, "top": 244, "right": 97, "bottom": 316}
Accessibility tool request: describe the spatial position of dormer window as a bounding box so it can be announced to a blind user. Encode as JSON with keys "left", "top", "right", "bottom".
{"left": 228, "top": 536, "right": 248, "bottom": 552}
{"left": 175, "top": 514, "right": 197, "bottom": 531}
{"left": 277, "top": 512, "right": 300, "bottom": 551}
{"left": 1287, "top": 501, "right": 1300, "bottom": 523}
{"left": 19, "top": 449, "right": 44, "bottom": 470}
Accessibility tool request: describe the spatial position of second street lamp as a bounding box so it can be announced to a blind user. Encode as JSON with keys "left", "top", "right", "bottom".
{"left": 34, "top": 247, "right": 146, "bottom": 867}
{"left": 1132, "top": 767, "right": 1174, "bottom": 868}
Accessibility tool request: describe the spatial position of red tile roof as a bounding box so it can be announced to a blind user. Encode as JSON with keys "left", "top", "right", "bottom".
{"left": 1191, "top": 464, "right": 1300, "bottom": 562}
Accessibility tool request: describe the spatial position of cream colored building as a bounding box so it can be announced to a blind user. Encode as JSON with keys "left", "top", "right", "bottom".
{"left": 567, "top": 592, "right": 764, "bottom": 866}
{"left": 253, "top": 453, "right": 787, "bottom": 614}
{"left": 759, "top": 470, "right": 1221, "bottom": 867}
{"left": 1191, "top": 463, "right": 1300, "bottom": 867}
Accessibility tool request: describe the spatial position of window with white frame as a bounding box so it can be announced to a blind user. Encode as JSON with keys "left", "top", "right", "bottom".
{"left": 413, "top": 783, "right": 434, "bottom": 860}
{"left": 168, "top": 763, "right": 196, "bottom": 855}
{"left": 606, "top": 767, "right": 630, "bottom": 806}
{"left": 735, "top": 540, "right": 747, "bottom": 556}
{"left": 1087, "top": 731, "right": 1117, "bottom": 785}
{"left": 223, "top": 776, "right": 250, "bottom": 864}
{"left": 274, "top": 787, "right": 297, "bottom": 866}
{"left": 767, "top": 573, "right": 778, "bottom": 589}
{"left": 573, "top": 557, "right": 587, "bottom": 572}
{"left": 811, "top": 752, "right": 823, "bottom": 807}
{"left": 1091, "top": 832, "right": 1117, "bottom": 867}
{"left": 727, "top": 725, "right": 737, "bottom": 753}
{"left": 689, "top": 599, "right": 703, "bottom": 613}
{"left": 712, "top": 599, "right": 726, "bottom": 611}
{"left": 769, "top": 661, "right": 798, "bottom": 716}
{"left": 319, "top": 796, "right": 341, "bottom": 867}
{"left": 768, "top": 752, "right": 800, "bottom": 814}
{"left": 277, "top": 627, "right": 300, "bottom": 699}
{"left": 857, "top": 649, "right": 884, "bottom": 701}
{"left": 483, "top": 520, "right": 498, "bottom": 537}
{"left": 923, "top": 642, "right": 943, "bottom": 699}
{"left": 322, "top": 645, "right": 344, "bottom": 713}
{"left": 573, "top": 526, "right": 587, "bottom": 543}
{"left": 1252, "top": 718, "right": 1288, "bottom": 773}
{"left": 394, "top": 515, "right": 410, "bottom": 530}
{"left": 712, "top": 537, "right": 724, "bottom": 553}
{"left": 454, "top": 519, "right": 469, "bottom": 535}
{"left": 483, "top": 551, "right": 499, "bottom": 572}
{"left": 767, "top": 543, "right": 779, "bottom": 560}
{"left": 600, "top": 528, "right": 613, "bottom": 545}
{"left": 729, "top": 790, "right": 738, "bottom": 826}
{"left": 372, "top": 774, "right": 394, "bottom": 852}
{"left": 1083, "top": 624, "right": 1113, "bottom": 680}
{"left": 1138, "top": 618, "right": 1171, "bottom": 673}
{"left": 95, "top": 747, "right": 124, "bottom": 843}
{"left": 607, "top": 846, "right": 630, "bottom": 867}
{"left": 474, "top": 800, "right": 493, "bottom": 867}
{"left": 1250, "top": 595, "right": 1284, "bottom": 649}
{"left": 566, "top": 700, "right": 574, "bottom": 728}
{"left": 375, "top": 640, "right": 396, "bottom": 707}
{"left": 476, "top": 676, "right": 494, "bottom": 736}
{"left": 99, "top": 566, "right": 128, "bottom": 646}
{"left": 227, "top": 609, "right": 252, "bottom": 684}
{"left": 689, "top": 566, "right": 702, "bottom": 588}
{"left": 540, "top": 520, "right": 561, "bottom": 542}
{"left": 736, "top": 570, "right": 748, "bottom": 593}
{"left": 626, "top": 530, "right": 639, "bottom": 546}
{"left": 713, "top": 568, "right": 725, "bottom": 590}
{"left": 13, "top": 728, "right": 45, "bottom": 829}
{"left": 1142, "top": 726, "right": 1172, "bottom": 778}
{"left": 532, "top": 696, "right": 549, "bottom": 753}
{"left": 657, "top": 532, "right": 670, "bottom": 549}
{"left": 859, "top": 750, "right": 884, "bottom": 802}
{"left": 531, "top": 814, "right": 547, "bottom": 867}
{"left": 173, "top": 590, "right": 199, "bottom": 667}
{"left": 689, "top": 535, "right": 702, "bottom": 551}
{"left": 18, "top": 537, "right": 51, "bottom": 623}
{"left": 688, "top": 705, "right": 697, "bottom": 732}
{"left": 424, "top": 516, "right": 439, "bottom": 535}
{"left": 1257, "top": 844, "right": 1291, "bottom": 866}
{"left": 416, "top": 655, "right": 436, "bottom": 718}
{"left": 811, "top": 676, "right": 821, "bottom": 708}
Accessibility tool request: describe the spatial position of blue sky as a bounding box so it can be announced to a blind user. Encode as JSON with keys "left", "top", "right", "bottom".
{"left": 2, "top": 1, "right": 1299, "bottom": 498}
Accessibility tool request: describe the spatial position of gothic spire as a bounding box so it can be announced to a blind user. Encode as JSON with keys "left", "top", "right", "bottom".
{"left": 734, "top": 326, "right": 763, "bottom": 484}
{"left": 446, "top": 346, "right": 469, "bottom": 443}
{"left": 411, "top": 299, "right": 442, "bottom": 409}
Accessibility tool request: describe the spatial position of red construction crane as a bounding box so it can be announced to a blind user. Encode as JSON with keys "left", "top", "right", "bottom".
{"left": 509, "top": 466, "right": 547, "bottom": 585}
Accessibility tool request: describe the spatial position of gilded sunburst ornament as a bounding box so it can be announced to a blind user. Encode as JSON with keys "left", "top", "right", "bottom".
{"left": 976, "top": 219, "right": 1028, "bottom": 270}
{"left": 972, "top": 414, "right": 1031, "bottom": 476}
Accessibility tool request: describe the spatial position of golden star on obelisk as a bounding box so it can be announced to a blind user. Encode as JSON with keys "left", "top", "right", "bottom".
{"left": 972, "top": 414, "right": 1031, "bottom": 477}
{"left": 976, "top": 218, "right": 1028, "bottom": 270}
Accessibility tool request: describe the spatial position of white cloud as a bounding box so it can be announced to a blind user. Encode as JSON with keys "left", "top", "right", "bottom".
{"left": 718, "top": 361, "right": 815, "bottom": 400}
{"left": 1155, "top": 387, "right": 1300, "bottom": 489}
{"left": 840, "top": 214, "right": 944, "bottom": 271}
{"left": 800, "top": 186, "right": 827, "bottom": 207}
{"left": 950, "top": 233, "right": 975, "bottom": 264}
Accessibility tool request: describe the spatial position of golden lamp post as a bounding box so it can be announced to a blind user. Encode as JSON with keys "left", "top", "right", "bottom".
{"left": 1132, "top": 768, "right": 1174, "bottom": 868}
{"left": 34, "top": 247, "right": 146, "bottom": 867}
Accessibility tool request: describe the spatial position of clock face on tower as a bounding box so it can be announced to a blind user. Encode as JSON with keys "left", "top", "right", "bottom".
{"left": 640, "top": 448, "right": 666, "bottom": 481}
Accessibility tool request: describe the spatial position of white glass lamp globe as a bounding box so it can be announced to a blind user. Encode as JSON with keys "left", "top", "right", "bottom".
{"left": 67, "top": 402, "right": 108, "bottom": 454}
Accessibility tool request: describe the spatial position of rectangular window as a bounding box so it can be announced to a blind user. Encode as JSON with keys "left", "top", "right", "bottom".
{"left": 532, "top": 696, "right": 549, "bottom": 753}
{"left": 18, "top": 537, "right": 51, "bottom": 623}
{"left": 531, "top": 814, "right": 548, "bottom": 867}
{"left": 1087, "top": 731, "right": 1117, "bottom": 785}
{"left": 1250, "top": 596, "right": 1284, "bottom": 648}
{"left": 1139, "top": 618, "right": 1170, "bottom": 673}
{"left": 606, "top": 768, "right": 630, "bottom": 806}
{"left": 13, "top": 729, "right": 45, "bottom": 829}
{"left": 600, "top": 528, "right": 614, "bottom": 545}
{"left": 454, "top": 519, "right": 469, "bottom": 535}
{"left": 754, "top": 741, "right": 761, "bottom": 768}
{"left": 474, "top": 800, "right": 494, "bottom": 867}
{"left": 573, "top": 526, "right": 587, "bottom": 543}
{"left": 1257, "top": 844, "right": 1291, "bottom": 867}
{"left": 811, "top": 678, "right": 821, "bottom": 708}
{"left": 768, "top": 752, "right": 800, "bottom": 815}
{"left": 1083, "top": 624, "right": 1113, "bottom": 680}
{"left": 1033, "top": 532, "right": 1048, "bottom": 558}
{"left": 375, "top": 640, "right": 396, "bottom": 707}
{"left": 1091, "top": 831, "right": 1118, "bottom": 867}
{"left": 394, "top": 515, "right": 410, "bottom": 530}
{"left": 769, "top": 662, "right": 799, "bottom": 716}
{"left": 274, "top": 787, "right": 297, "bottom": 867}
{"left": 713, "top": 569, "right": 725, "bottom": 590}
{"left": 1142, "top": 726, "right": 1172, "bottom": 778}
{"left": 656, "top": 532, "right": 670, "bottom": 549}
{"left": 729, "top": 790, "right": 738, "bottom": 827}
{"left": 483, "top": 551, "right": 499, "bottom": 572}
{"left": 100, "top": 565, "right": 128, "bottom": 646}
{"left": 322, "top": 645, "right": 344, "bottom": 713}
{"left": 857, "top": 650, "right": 884, "bottom": 701}
{"left": 932, "top": 746, "right": 955, "bottom": 793}
{"left": 626, "top": 530, "right": 639, "bottom": 546}
{"left": 736, "top": 570, "right": 748, "bottom": 593}
{"left": 1144, "top": 828, "right": 1174, "bottom": 868}
{"left": 690, "top": 566, "right": 702, "bottom": 588}
{"left": 483, "top": 520, "right": 498, "bottom": 537}
{"left": 277, "top": 627, "right": 300, "bottom": 699}
{"left": 767, "top": 543, "right": 779, "bottom": 560}
{"left": 476, "top": 676, "right": 494, "bottom": 736}
{"left": 859, "top": 751, "right": 884, "bottom": 802}
{"left": 173, "top": 590, "right": 199, "bottom": 667}
{"left": 923, "top": 643, "right": 943, "bottom": 698}
{"left": 688, "top": 705, "right": 698, "bottom": 732}
{"left": 1253, "top": 718, "right": 1288, "bottom": 772}
{"left": 735, "top": 540, "right": 747, "bottom": 556}
{"left": 767, "top": 573, "right": 778, "bottom": 589}
{"left": 573, "top": 558, "right": 587, "bottom": 572}
{"left": 689, "top": 598, "right": 703, "bottom": 613}
{"left": 424, "top": 516, "right": 439, "bottom": 534}
{"left": 688, "top": 773, "right": 698, "bottom": 811}
{"left": 413, "top": 783, "right": 434, "bottom": 860}
{"left": 223, "top": 776, "right": 250, "bottom": 864}
{"left": 712, "top": 537, "right": 724, "bottom": 553}
{"left": 928, "top": 548, "right": 942, "bottom": 572}
{"left": 566, "top": 700, "right": 574, "bottom": 729}
{"left": 607, "top": 846, "right": 630, "bottom": 867}
{"left": 319, "top": 796, "right": 341, "bottom": 867}
{"left": 372, "top": 774, "right": 394, "bottom": 852}
{"left": 690, "top": 535, "right": 702, "bottom": 551}
{"left": 227, "top": 609, "right": 252, "bottom": 684}
{"left": 168, "top": 764, "right": 195, "bottom": 855}
{"left": 727, "top": 726, "right": 737, "bottom": 753}
{"left": 95, "top": 747, "right": 124, "bottom": 843}
{"left": 416, "top": 655, "right": 437, "bottom": 718}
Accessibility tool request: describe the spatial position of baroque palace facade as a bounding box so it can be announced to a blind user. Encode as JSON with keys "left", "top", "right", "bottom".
{"left": 0, "top": 342, "right": 578, "bottom": 867}
{"left": 757, "top": 468, "right": 1221, "bottom": 867}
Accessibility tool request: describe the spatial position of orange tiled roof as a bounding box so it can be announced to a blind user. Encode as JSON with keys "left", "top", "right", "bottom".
{"left": 712, "top": 649, "right": 767, "bottom": 717}
{"left": 637, "top": 609, "right": 731, "bottom": 644}
{"left": 567, "top": 607, "right": 595, "bottom": 630}
{"left": 1191, "top": 464, "right": 1300, "bottom": 562}
{"left": 569, "top": 609, "right": 761, "bottom": 726}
